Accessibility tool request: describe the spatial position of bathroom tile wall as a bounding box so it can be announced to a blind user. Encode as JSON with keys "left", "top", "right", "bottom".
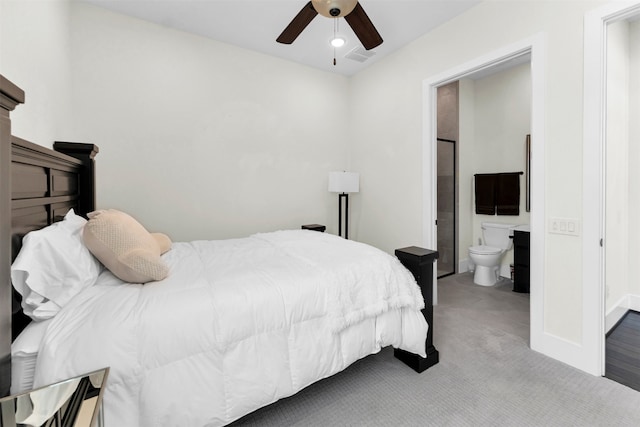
{"left": 437, "top": 81, "right": 459, "bottom": 275}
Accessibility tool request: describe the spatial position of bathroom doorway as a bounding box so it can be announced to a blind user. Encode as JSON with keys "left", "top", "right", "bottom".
{"left": 435, "top": 61, "right": 531, "bottom": 283}
{"left": 423, "top": 36, "right": 544, "bottom": 346}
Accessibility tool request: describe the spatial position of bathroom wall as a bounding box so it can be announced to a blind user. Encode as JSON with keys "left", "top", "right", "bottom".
{"left": 459, "top": 63, "right": 532, "bottom": 277}
{"left": 458, "top": 79, "right": 475, "bottom": 273}
{"left": 437, "top": 82, "right": 459, "bottom": 275}
{"left": 437, "top": 82, "right": 459, "bottom": 141}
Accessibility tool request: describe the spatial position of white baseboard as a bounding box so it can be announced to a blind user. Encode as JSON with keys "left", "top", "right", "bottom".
{"left": 459, "top": 258, "right": 471, "bottom": 273}
{"left": 606, "top": 299, "right": 628, "bottom": 333}
{"left": 606, "top": 293, "right": 640, "bottom": 333}
{"left": 499, "top": 263, "right": 511, "bottom": 279}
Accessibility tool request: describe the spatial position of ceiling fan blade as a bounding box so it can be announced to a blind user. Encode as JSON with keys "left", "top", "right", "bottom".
{"left": 344, "top": 3, "right": 383, "bottom": 50}
{"left": 277, "top": 1, "right": 318, "bottom": 44}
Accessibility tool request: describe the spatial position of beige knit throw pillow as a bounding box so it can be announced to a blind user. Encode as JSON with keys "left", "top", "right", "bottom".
{"left": 83, "top": 209, "right": 170, "bottom": 284}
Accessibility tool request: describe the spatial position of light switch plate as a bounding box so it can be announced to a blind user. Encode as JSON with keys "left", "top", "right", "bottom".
{"left": 549, "top": 217, "right": 581, "bottom": 236}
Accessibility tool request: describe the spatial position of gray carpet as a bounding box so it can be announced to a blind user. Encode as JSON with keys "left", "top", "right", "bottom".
{"left": 232, "top": 273, "right": 640, "bottom": 426}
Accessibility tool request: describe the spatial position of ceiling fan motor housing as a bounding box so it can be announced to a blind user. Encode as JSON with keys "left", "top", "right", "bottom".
{"left": 312, "top": 0, "right": 358, "bottom": 18}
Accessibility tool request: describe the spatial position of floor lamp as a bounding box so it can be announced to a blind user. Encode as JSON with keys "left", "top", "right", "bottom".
{"left": 328, "top": 171, "right": 359, "bottom": 239}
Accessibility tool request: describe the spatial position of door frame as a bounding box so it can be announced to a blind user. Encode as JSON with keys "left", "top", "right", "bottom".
{"left": 422, "top": 33, "right": 551, "bottom": 360}
{"left": 583, "top": 0, "right": 640, "bottom": 376}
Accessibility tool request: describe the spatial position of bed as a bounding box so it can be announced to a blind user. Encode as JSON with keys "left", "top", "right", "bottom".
{"left": 0, "top": 74, "right": 439, "bottom": 426}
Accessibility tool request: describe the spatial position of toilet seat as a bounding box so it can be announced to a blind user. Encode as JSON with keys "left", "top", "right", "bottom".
{"left": 468, "top": 245, "right": 502, "bottom": 255}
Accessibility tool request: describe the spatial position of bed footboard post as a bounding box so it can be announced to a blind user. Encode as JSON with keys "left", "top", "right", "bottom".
{"left": 394, "top": 246, "right": 439, "bottom": 373}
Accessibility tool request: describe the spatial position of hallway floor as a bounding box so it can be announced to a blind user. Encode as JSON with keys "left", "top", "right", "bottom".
{"left": 606, "top": 310, "right": 640, "bottom": 392}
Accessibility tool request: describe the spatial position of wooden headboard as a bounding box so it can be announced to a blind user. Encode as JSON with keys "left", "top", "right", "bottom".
{"left": 0, "top": 75, "right": 99, "bottom": 397}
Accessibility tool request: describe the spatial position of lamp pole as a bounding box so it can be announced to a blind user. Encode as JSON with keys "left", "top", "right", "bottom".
{"left": 328, "top": 171, "right": 359, "bottom": 240}
{"left": 338, "top": 193, "right": 349, "bottom": 239}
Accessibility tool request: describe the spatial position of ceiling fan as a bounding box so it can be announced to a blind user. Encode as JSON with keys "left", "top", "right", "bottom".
{"left": 277, "top": 0, "right": 383, "bottom": 50}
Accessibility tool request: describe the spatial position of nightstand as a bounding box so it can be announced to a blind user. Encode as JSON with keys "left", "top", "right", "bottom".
{"left": 301, "top": 224, "right": 326, "bottom": 232}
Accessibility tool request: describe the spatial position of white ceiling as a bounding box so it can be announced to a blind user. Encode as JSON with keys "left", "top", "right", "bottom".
{"left": 82, "top": 0, "right": 481, "bottom": 76}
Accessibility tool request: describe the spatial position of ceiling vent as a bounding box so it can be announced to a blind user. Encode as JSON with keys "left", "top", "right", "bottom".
{"left": 345, "top": 46, "right": 377, "bottom": 63}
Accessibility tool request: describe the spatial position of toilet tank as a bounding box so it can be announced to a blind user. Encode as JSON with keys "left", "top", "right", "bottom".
{"left": 481, "top": 222, "right": 516, "bottom": 250}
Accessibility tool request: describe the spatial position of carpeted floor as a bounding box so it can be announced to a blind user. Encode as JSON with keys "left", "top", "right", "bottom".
{"left": 232, "top": 273, "right": 640, "bottom": 426}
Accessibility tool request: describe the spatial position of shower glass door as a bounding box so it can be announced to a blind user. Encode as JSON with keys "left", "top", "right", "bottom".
{"left": 437, "top": 138, "right": 456, "bottom": 278}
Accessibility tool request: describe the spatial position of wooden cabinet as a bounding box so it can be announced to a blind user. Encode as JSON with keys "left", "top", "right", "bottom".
{"left": 513, "top": 230, "right": 530, "bottom": 293}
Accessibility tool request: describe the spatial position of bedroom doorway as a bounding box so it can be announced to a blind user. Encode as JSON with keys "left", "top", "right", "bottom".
{"left": 604, "top": 13, "right": 640, "bottom": 389}
{"left": 584, "top": 0, "right": 640, "bottom": 377}
{"left": 604, "top": 6, "right": 640, "bottom": 391}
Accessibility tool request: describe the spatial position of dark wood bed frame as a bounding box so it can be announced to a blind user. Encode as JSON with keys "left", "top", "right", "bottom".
{"left": 0, "top": 74, "right": 438, "bottom": 399}
{"left": 0, "top": 75, "right": 98, "bottom": 396}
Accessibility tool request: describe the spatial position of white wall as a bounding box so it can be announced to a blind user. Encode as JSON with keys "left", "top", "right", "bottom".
{"left": 629, "top": 20, "right": 640, "bottom": 298}
{"left": 349, "top": 0, "right": 606, "bottom": 354}
{"left": 605, "top": 20, "right": 630, "bottom": 313}
{"left": 68, "top": 4, "right": 353, "bottom": 241}
{"left": 460, "top": 64, "right": 531, "bottom": 277}
{"left": 2, "top": 2, "right": 352, "bottom": 242}
{"left": 0, "top": 0, "right": 74, "bottom": 145}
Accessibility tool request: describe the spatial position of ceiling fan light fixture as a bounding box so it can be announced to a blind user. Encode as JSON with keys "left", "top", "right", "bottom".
{"left": 331, "top": 37, "right": 346, "bottom": 48}
{"left": 312, "top": 0, "right": 358, "bottom": 18}
{"left": 277, "top": 0, "right": 383, "bottom": 51}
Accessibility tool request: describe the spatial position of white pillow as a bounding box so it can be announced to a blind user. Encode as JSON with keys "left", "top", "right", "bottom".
{"left": 11, "top": 209, "right": 102, "bottom": 320}
{"left": 12, "top": 318, "right": 52, "bottom": 357}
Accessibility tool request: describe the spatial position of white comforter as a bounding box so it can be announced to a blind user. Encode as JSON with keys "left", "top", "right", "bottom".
{"left": 33, "top": 230, "right": 428, "bottom": 426}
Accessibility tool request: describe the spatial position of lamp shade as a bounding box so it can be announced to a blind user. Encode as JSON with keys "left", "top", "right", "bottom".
{"left": 328, "top": 171, "right": 359, "bottom": 193}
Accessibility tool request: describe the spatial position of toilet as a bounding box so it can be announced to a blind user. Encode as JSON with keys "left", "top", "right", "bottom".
{"left": 468, "top": 222, "right": 517, "bottom": 286}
